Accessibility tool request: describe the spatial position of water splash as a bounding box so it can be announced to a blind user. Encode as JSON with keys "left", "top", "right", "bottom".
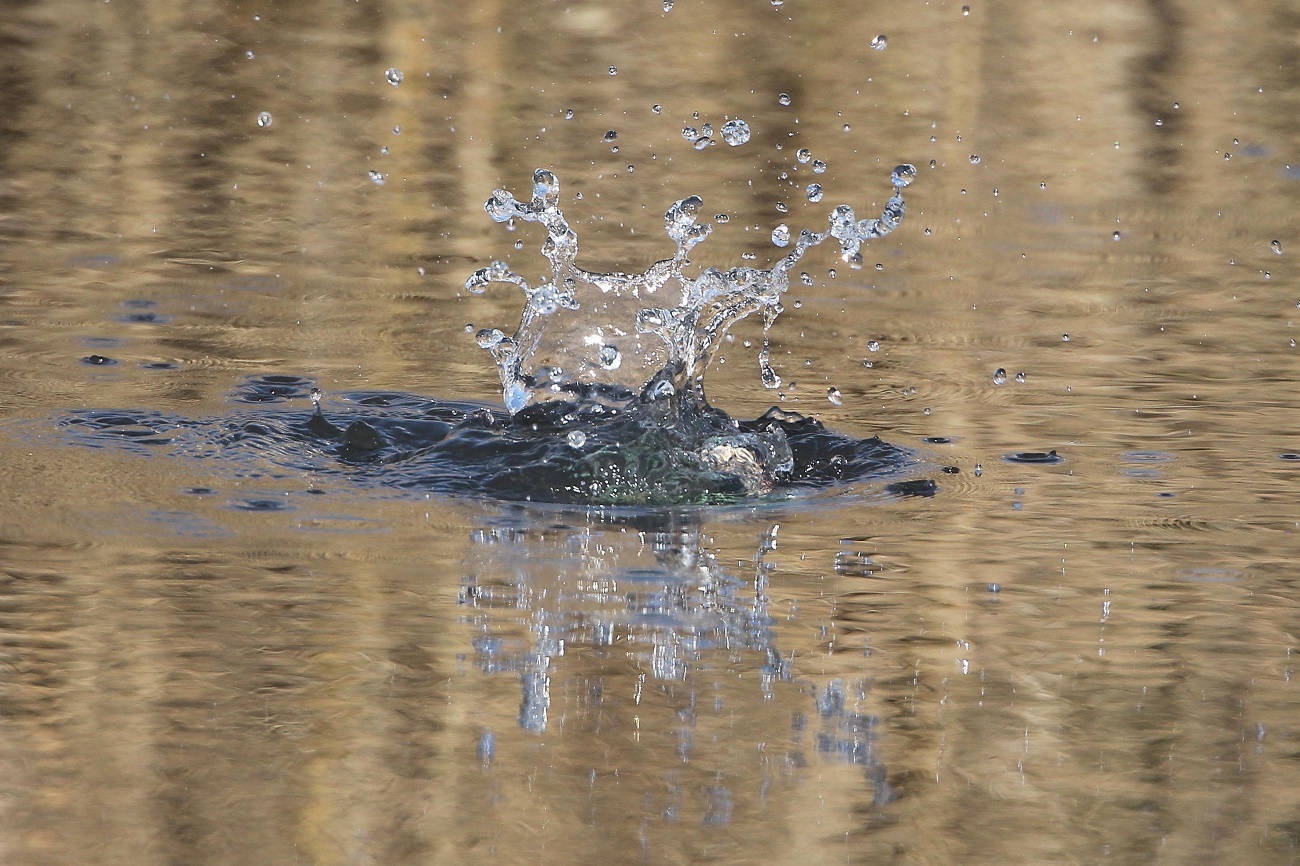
{"left": 466, "top": 164, "right": 915, "bottom": 415}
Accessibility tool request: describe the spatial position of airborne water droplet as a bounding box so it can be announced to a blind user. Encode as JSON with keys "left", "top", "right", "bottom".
{"left": 812, "top": 159, "right": 828, "bottom": 174}
{"left": 720, "top": 119, "right": 751, "bottom": 146}
{"left": 870, "top": 34, "right": 887, "bottom": 50}
{"left": 1271, "top": 239, "right": 1283, "bottom": 255}
{"left": 827, "top": 387, "right": 843, "bottom": 405}
{"left": 806, "top": 183, "right": 824, "bottom": 203}
{"left": 598, "top": 344, "right": 622, "bottom": 370}
{"left": 969, "top": 154, "right": 980, "bottom": 165}
{"left": 771, "top": 224, "right": 791, "bottom": 247}
{"left": 385, "top": 67, "right": 404, "bottom": 87}
{"left": 796, "top": 148, "right": 812, "bottom": 164}
{"left": 368, "top": 170, "right": 386, "bottom": 185}
{"left": 608, "top": 66, "right": 618, "bottom": 75}
{"left": 778, "top": 93, "right": 792, "bottom": 107}
{"left": 566, "top": 430, "right": 587, "bottom": 449}
{"left": 993, "top": 367, "right": 1007, "bottom": 385}
{"left": 256, "top": 111, "right": 272, "bottom": 128}
{"left": 603, "top": 130, "right": 618, "bottom": 142}
{"left": 866, "top": 339, "right": 881, "bottom": 352}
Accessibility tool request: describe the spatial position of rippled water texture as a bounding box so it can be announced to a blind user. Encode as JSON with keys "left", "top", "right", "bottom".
{"left": 2, "top": 1, "right": 1299, "bottom": 864}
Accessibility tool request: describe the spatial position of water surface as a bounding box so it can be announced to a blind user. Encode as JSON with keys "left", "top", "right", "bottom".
{"left": 1, "top": 1, "right": 1298, "bottom": 864}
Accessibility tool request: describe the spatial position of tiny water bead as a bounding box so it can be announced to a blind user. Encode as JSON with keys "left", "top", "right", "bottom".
{"left": 608, "top": 66, "right": 617, "bottom": 75}
{"left": 256, "top": 111, "right": 272, "bottom": 128}
{"left": 1272, "top": 239, "right": 1283, "bottom": 254}
{"left": 385, "top": 67, "right": 403, "bottom": 87}
{"left": 870, "top": 34, "right": 887, "bottom": 50}
{"left": 564, "top": 108, "right": 574, "bottom": 120}
{"left": 827, "top": 387, "right": 843, "bottom": 405}
{"left": 806, "top": 183, "right": 824, "bottom": 203}
{"left": 368, "top": 170, "right": 386, "bottom": 185}
{"left": 771, "top": 224, "right": 791, "bottom": 247}
{"left": 778, "top": 93, "right": 792, "bottom": 106}
{"left": 969, "top": 154, "right": 980, "bottom": 164}
{"left": 866, "top": 339, "right": 881, "bottom": 352}
{"left": 796, "top": 148, "right": 812, "bottom": 164}
{"left": 602, "top": 130, "right": 618, "bottom": 142}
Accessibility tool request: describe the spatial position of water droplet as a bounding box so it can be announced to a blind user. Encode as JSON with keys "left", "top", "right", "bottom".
{"left": 608, "top": 66, "right": 618, "bottom": 75}
{"left": 778, "top": 93, "right": 792, "bottom": 107}
{"left": 476, "top": 328, "right": 505, "bottom": 348}
{"left": 775, "top": 202, "right": 789, "bottom": 214}
{"left": 692, "top": 136, "right": 711, "bottom": 150}
{"left": 652, "top": 104, "right": 662, "bottom": 114}
{"left": 597, "top": 344, "right": 622, "bottom": 370}
{"left": 714, "top": 213, "right": 730, "bottom": 224}
{"left": 393, "top": 126, "right": 401, "bottom": 134}
{"left": 842, "top": 124, "right": 851, "bottom": 132}
{"left": 256, "top": 111, "right": 272, "bottom": 128}
{"left": 1062, "top": 333, "right": 1070, "bottom": 342}
{"left": 1014, "top": 371, "right": 1026, "bottom": 383}
{"left": 771, "top": 224, "right": 791, "bottom": 247}
{"left": 806, "top": 183, "right": 824, "bottom": 203}
{"left": 870, "top": 34, "right": 887, "bottom": 50}
{"left": 663, "top": 0, "right": 673, "bottom": 9}
{"left": 385, "top": 67, "right": 404, "bottom": 87}
{"left": 564, "top": 109, "right": 574, "bottom": 120}
{"left": 866, "top": 339, "right": 881, "bottom": 352}
{"left": 1040, "top": 181, "right": 1047, "bottom": 189}
{"left": 974, "top": 463, "right": 983, "bottom": 477}
{"left": 969, "top": 154, "right": 980, "bottom": 165}
{"left": 566, "top": 430, "right": 588, "bottom": 449}
{"left": 827, "top": 387, "right": 843, "bottom": 405}
{"left": 812, "top": 159, "right": 827, "bottom": 174}
{"left": 993, "top": 367, "right": 1007, "bottom": 385}
{"left": 891, "top": 164, "right": 916, "bottom": 188}
{"left": 246, "top": 50, "right": 255, "bottom": 60}
{"left": 800, "top": 272, "right": 813, "bottom": 286}
{"left": 1272, "top": 239, "right": 1283, "bottom": 255}
{"left": 771, "top": 0, "right": 783, "bottom": 6}
{"left": 1155, "top": 117, "right": 1163, "bottom": 127}
{"left": 1113, "top": 231, "right": 1122, "bottom": 241}
{"left": 720, "top": 119, "right": 751, "bottom": 146}
{"left": 368, "top": 170, "right": 386, "bottom": 185}
{"left": 603, "top": 130, "right": 618, "bottom": 142}
{"left": 795, "top": 148, "right": 812, "bottom": 164}
{"left": 962, "top": 4, "right": 971, "bottom": 15}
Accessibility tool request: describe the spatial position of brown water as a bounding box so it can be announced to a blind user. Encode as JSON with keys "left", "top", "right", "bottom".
{"left": 2, "top": 1, "right": 1299, "bottom": 863}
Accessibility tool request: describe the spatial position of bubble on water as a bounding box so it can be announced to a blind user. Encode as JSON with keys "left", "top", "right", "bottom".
{"left": 870, "top": 34, "right": 887, "bottom": 50}
{"left": 385, "top": 67, "right": 404, "bottom": 87}
{"left": 778, "top": 93, "right": 792, "bottom": 106}
{"left": 993, "top": 367, "right": 1007, "bottom": 385}
{"left": 969, "top": 154, "right": 980, "bottom": 164}
{"left": 603, "top": 130, "right": 618, "bottom": 142}
{"left": 566, "top": 430, "right": 588, "bottom": 449}
{"left": 256, "top": 111, "right": 272, "bottom": 128}
{"left": 867, "top": 339, "right": 881, "bottom": 352}
{"left": 806, "top": 183, "right": 824, "bottom": 203}
{"left": 1272, "top": 239, "right": 1283, "bottom": 255}
{"left": 597, "top": 344, "right": 622, "bottom": 370}
{"left": 827, "top": 387, "right": 843, "bottom": 405}
{"left": 812, "top": 159, "right": 827, "bottom": 174}
{"left": 771, "top": 224, "right": 791, "bottom": 247}
{"left": 368, "top": 170, "right": 386, "bottom": 185}
{"left": 795, "top": 148, "right": 811, "bottom": 164}
{"left": 721, "top": 119, "right": 751, "bottom": 146}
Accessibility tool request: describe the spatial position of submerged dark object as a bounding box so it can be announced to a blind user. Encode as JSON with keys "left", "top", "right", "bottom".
{"left": 59, "top": 381, "right": 923, "bottom": 507}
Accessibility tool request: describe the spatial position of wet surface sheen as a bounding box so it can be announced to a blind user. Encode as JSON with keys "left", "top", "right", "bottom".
{"left": 2, "top": 1, "right": 1299, "bottom": 865}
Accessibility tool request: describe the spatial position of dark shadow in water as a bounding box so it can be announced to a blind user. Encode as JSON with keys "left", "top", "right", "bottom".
{"left": 54, "top": 373, "right": 932, "bottom": 507}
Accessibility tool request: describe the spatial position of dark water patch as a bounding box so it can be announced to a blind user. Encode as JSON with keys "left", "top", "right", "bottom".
{"left": 54, "top": 387, "right": 926, "bottom": 507}
{"left": 231, "top": 374, "right": 317, "bottom": 404}
{"left": 1003, "top": 449, "right": 1064, "bottom": 465}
